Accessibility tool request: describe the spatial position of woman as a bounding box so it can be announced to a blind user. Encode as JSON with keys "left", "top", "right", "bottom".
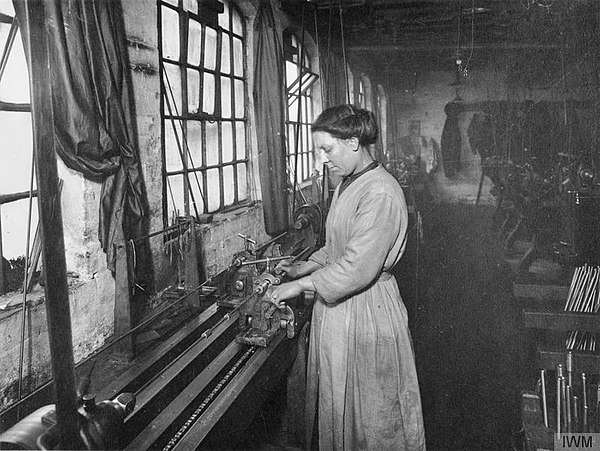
{"left": 271, "top": 104, "right": 425, "bottom": 450}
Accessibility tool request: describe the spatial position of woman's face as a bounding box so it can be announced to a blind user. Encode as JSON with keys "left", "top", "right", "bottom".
{"left": 312, "top": 131, "right": 359, "bottom": 177}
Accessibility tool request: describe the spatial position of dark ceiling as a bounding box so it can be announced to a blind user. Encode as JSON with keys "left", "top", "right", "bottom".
{"left": 282, "top": 0, "right": 584, "bottom": 79}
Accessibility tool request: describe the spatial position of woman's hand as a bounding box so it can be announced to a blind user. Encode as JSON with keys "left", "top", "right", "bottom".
{"left": 275, "top": 260, "right": 321, "bottom": 279}
{"left": 270, "top": 281, "right": 302, "bottom": 307}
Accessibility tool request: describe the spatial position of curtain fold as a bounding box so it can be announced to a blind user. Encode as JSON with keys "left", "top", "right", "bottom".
{"left": 253, "top": 0, "right": 289, "bottom": 235}
{"left": 14, "top": 0, "right": 147, "bottom": 272}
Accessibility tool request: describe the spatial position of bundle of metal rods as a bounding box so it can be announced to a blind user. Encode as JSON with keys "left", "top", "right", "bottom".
{"left": 541, "top": 358, "right": 595, "bottom": 434}
{"left": 564, "top": 265, "right": 600, "bottom": 351}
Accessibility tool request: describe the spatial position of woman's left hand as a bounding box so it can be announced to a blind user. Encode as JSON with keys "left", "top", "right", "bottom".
{"left": 270, "top": 281, "right": 302, "bottom": 307}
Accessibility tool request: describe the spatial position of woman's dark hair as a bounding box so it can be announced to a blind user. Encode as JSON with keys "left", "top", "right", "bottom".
{"left": 311, "top": 104, "right": 379, "bottom": 146}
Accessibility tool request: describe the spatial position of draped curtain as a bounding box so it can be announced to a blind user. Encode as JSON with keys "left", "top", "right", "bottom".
{"left": 14, "top": 0, "right": 147, "bottom": 272}
{"left": 319, "top": 50, "right": 347, "bottom": 108}
{"left": 253, "top": 0, "right": 289, "bottom": 235}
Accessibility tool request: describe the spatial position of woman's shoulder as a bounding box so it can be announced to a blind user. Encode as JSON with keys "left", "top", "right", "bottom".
{"left": 359, "top": 166, "right": 406, "bottom": 201}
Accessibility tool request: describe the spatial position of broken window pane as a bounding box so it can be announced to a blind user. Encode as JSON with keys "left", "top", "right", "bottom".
{"left": 184, "top": 0, "right": 197, "bottom": 14}
{"left": 219, "top": 1, "right": 230, "bottom": 29}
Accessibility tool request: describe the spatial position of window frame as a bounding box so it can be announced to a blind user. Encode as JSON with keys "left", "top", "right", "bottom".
{"left": 158, "top": 0, "right": 249, "bottom": 224}
{"left": 284, "top": 29, "right": 315, "bottom": 187}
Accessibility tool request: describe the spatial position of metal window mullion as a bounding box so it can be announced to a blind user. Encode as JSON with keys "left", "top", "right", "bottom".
{"left": 227, "top": 22, "right": 237, "bottom": 203}
{"left": 217, "top": 121, "right": 224, "bottom": 210}
{"left": 201, "top": 122, "right": 208, "bottom": 212}
{"left": 179, "top": 9, "right": 190, "bottom": 216}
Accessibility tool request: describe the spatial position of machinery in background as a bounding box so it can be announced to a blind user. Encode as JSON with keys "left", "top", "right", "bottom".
{"left": 0, "top": 204, "right": 322, "bottom": 450}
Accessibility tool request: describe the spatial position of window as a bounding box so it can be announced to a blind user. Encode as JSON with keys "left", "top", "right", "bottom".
{"left": 284, "top": 30, "right": 316, "bottom": 185}
{"left": 0, "top": 1, "right": 38, "bottom": 294}
{"left": 376, "top": 84, "right": 388, "bottom": 158}
{"left": 356, "top": 76, "right": 365, "bottom": 108}
{"left": 159, "top": 0, "right": 248, "bottom": 220}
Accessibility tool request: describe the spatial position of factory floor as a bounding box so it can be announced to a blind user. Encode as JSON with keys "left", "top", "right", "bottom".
{"left": 404, "top": 201, "right": 537, "bottom": 450}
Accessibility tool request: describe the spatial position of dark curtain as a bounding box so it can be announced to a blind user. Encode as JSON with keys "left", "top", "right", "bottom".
{"left": 14, "top": 0, "right": 147, "bottom": 272}
{"left": 319, "top": 50, "right": 347, "bottom": 108}
{"left": 253, "top": 0, "right": 289, "bottom": 235}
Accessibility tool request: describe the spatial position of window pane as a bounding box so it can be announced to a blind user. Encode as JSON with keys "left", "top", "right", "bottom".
{"left": 232, "top": 37, "right": 243, "bottom": 77}
{"left": 187, "top": 69, "right": 200, "bottom": 114}
{"left": 187, "top": 120, "right": 203, "bottom": 168}
{"left": 221, "top": 35, "right": 231, "bottom": 74}
{"left": 221, "top": 77, "right": 231, "bottom": 118}
{"left": 206, "top": 168, "right": 220, "bottom": 212}
{"left": 234, "top": 79, "right": 244, "bottom": 118}
{"left": 232, "top": 8, "right": 242, "bottom": 35}
{"left": 202, "top": 72, "right": 215, "bottom": 114}
{"left": 237, "top": 163, "right": 247, "bottom": 200}
{"left": 218, "top": 1, "right": 230, "bottom": 29}
{"left": 223, "top": 165, "right": 234, "bottom": 206}
{"left": 1, "top": 198, "right": 38, "bottom": 260}
{"left": 289, "top": 97, "right": 298, "bottom": 120}
{"left": 0, "top": 112, "right": 32, "bottom": 193}
{"left": 163, "top": 62, "right": 182, "bottom": 114}
{"left": 162, "top": 0, "right": 178, "bottom": 6}
{"left": 204, "top": 27, "right": 217, "bottom": 70}
{"left": 286, "top": 61, "right": 297, "bottom": 87}
{"left": 189, "top": 170, "right": 205, "bottom": 214}
{"left": 222, "top": 122, "right": 233, "bottom": 163}
{"left": 206, "top": 121, "right": 219, "bottom": 166}
{"left": 164, "top": 120, "right": 182, "bottom": 172}
{"left": 235, "top": 121, "right": 246, "bottom": 159}
{"left": 0, "top": 1, "right": 15, "bottom": 14}
{"left": 166, "top": 174, "right": 184, "bottom": 217}
{"left": 0, "top": 28, "right": 30, "bottom": 103}
{"left": 161, "top": 6, "right": 180, "bottom": 61}
{"left": 184, "top": 0, "right": 197, "bottom": 14}
{"left": 188, "top": 19, "right": 202, "bottom": 66}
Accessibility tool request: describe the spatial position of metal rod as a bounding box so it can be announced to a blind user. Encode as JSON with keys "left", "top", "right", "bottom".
{"left": 567, "top": 351, "right": 573, "bottom": 387}
{"left": 17, "top": 152, "right": 36, "bottom": 411}
{"left": 583, "top": 373, "right": 588, "bottom": 432}
{"left": 557, "top": 374, "right": 562, "bottom": 435}
{"left": 561, "top": 376, "right": 567, "bottom": 433}
{"left": 239, "top": 255, "right": 294, "bottom": 267}
{"left": 573, "top": 395, "right": 579, "bottom": 433}
{"left": 567, "top": 384, "right": 572, "bottom": 432}
{"left": 541, "top": 369, "right": 548, "bottom": 427}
